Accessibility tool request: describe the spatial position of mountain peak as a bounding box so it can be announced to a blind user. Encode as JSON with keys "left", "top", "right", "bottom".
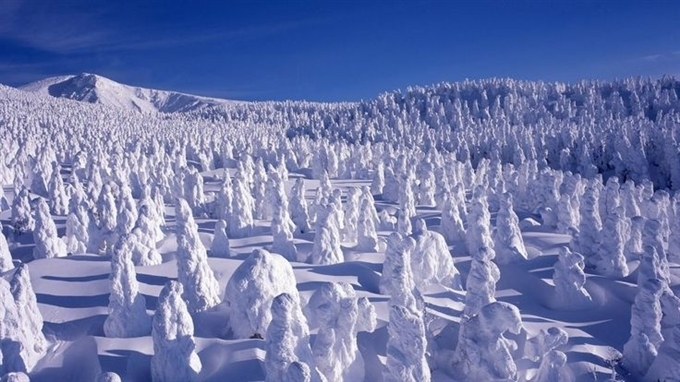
{"left": 19, "top": 73, "right": 238, "bottom": 113}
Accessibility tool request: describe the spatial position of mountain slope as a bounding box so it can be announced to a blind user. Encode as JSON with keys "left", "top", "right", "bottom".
{"left": 19, "top": 73, "right": 242, "bottom": 114}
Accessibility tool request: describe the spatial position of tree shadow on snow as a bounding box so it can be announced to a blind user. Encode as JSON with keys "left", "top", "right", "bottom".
{"left": 37, "top": 292, "right": 110, "bottom": 309}
{"left": 42, "top": 314, "right": 107, "bottom": 341}
{"left": 41, "top": 273, "right": 109, "bottom": 282}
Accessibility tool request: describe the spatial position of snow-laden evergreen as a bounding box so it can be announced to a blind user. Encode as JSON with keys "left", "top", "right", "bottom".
{"left": 104, "top": 234, "right": 151, "bottom": 338}
{"left": 411, "top": 219, "right": 462, "bottom": 290}
{"left": 384, "top": 304, "right": 430, "bottom": 382}
{"left": 494, "top": 193, "right": 528, "bottom": 264}
{"left": 552, "top": 247, "right": 592, "bottom": 308}
{"left": 210, "top": 219, "right": 231, "bottom": 258}
{"left": 174, "top": 198, "right": 221, "bottom": 313}
{"left": 265, "top": 293, "right": 323, "bottom": 382}
{"left": 225, "top": 249, "right": 299, "bottom": 338}
{"left": 452, "top": 301, "right": 523, "bottom": 381}
{"left": 0, "top": 228, "right": 13, "bottom": 272}
{"left": 151, "top": 281, "right": 202, "bottom": 382}
{"left": 32, "top": 198, "right": 67, "bottom": 259}
{"left": 290, "top": 178, "right": 311, "bottom": 234}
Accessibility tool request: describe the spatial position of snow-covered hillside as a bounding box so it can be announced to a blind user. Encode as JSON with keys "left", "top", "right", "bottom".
{"left": 20, "top": 73, "right": 244, "bottom": 114}
{"left": 0, "top": 75, "right": 679, "bottom": 382}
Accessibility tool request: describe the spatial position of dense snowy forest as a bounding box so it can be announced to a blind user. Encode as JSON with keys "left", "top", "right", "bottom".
{"left": 0, "top": 75, "right": 679, "bottom": 381}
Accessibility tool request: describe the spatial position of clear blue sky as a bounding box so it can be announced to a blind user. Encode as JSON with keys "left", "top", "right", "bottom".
{"left": 0, "top": 0, "right": 678, "bottom": 101}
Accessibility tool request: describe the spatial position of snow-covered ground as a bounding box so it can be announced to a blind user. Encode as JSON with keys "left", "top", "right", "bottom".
{"left": 0, "top": 75, "right": 679, "bottom": 381}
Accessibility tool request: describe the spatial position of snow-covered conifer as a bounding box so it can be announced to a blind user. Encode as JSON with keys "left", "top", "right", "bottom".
{"left": 6, "top": 264, "right": 47, "bottom": 373}
{"left": 210, "top": 219, "right": 231, "bottom": 258}
{"left": 556, "top": 194, "right": 578, "bottom": 234}
{"left": 253, "top": 158, "right": 269, "bottom": 219}
{"left": 382, "top": 167, "right": 400, "bottom": 203}
{"left": 116, "top": 185, "right": 138, "bottom": 236}
{"left": 175, "top": 198, "right": 221, "bottom": 313}
{"left": 642, "top": 219, "right": 670, "bottom": 281}
{"left": 440, "top": 195, "right": 465, "bottom": 245}
{"left": 525, "top": 326, "right": 569, "bottom": 362}
{"left": 343, "top": 188, "right": 361, "bottom": 243}
{"left": 411, "top": 219, "right": 462, "bottom": 290}
{"left": 645, "top": 325, "right": 680, "bottom": 382}
{"left": 594, "top": 206, "right": 629, "bottom": 277}
{"left": 47, "top": 163, "right": 68, "bottom": 215}
{"left": 624, "top": 216, "right": 645, "bottom": 260}
{"left": 182, "top": 166, "right": 206, "bottom": 216}
{"left": 463, "top": 246, "right": 500, "bottom": 317}
{"left": 356, "top": 197, "right": 379, "bottom": 252}
{"left": 494, "top": 193, "right": 528, "bottom": 264}
{"left": 622, "top": 278, "right": 664, "bottom": 377}
{"left": 32, "top": 199, "right": 67, "bottom": 259}
{"left": 380, "top": 233, "right": 422, "bottom": 311}
{"left": 265, "top": 293, "right": 322, "bottom": 382}
{"left": 553, "top": 247, "right": 592, "bottom": 307}
{"left": 575, "top": 182, "right": 602, "bottom": 260}
{"left": 229, "top": 174, "right": 254, "bottom": 238}
{"left": 290, "top": 178, "right": 311, "bottom": 234}
{"left": 452, "top": 301, "right": 523, "bottom": 381}
{"left": 371, "top": 162, "right": 385, "bottom": 195}
{"left": 10, "top": 188, "right": 33, "bottom": 234}
{"left": 309, "top": 202, "right": 343, "bottom": 265}
{"left": 104, "top": 235, "right": 151, "bottom": 338}
{"left": 272, "top": 201, "right": 299, "bottom": 262}
{"left": 225, "top": 249, "right": 299, "bottom": 338}
{"left": 384, "top": 304, "right": 431, "bottom": 382}
{"left": 151, "top": 281, "right": 202, "bottom": 382}
{"left": 1, "top": 229, "right": 13, "bottom": 272}
{"left": 531, "top": 350, "right": 567, "bottom": 382}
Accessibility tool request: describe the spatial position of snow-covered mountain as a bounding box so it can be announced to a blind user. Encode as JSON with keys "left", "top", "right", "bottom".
{"left": 19, "top": 73, "right": 242, "bottom": 114}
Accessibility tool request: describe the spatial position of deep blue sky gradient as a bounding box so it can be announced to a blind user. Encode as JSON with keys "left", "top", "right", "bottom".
{"left": 0, "top": 0, "right": 678, "bottom": 101}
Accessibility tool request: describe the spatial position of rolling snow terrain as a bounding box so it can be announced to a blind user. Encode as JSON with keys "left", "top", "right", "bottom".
{"left": 0, "top": 75, "right": 679, "bottom": 382}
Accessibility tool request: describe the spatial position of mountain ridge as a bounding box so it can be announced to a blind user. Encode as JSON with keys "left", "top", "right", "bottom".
{"left": 19, "top": 73, "right": 245, "bottom": 114}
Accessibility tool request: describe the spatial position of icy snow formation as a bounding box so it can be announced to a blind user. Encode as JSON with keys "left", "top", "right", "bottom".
{"left": 104, "top": 235, "right": 151, "bottom": 338}
{"left": 410, "top": 219, "right": 462, "bottom": 291}
{"left": 225, "top": 249, "right": 299, "bottom": 339}
{"left": 452, "top": 301, "right": 523, "bottom": 381}
{"left": 151, "top": 281, "right": 202, "bottom": 382}
{"left": 174, "top": 198, "right": 221, "bottom": 313}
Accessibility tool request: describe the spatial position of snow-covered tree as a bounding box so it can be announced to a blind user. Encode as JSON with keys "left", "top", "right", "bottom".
{"left": 494, "top": 193, "right": 528, "bottom": 264}
{"left": 265, "top": 293, "right": 323, "bottom": 382}
{"left": 594, "top": 206, "right": 629, "bottom": 277}
{"left": 380, "top": 233, "right": 420, "bottom": 310}
{"left": 411, "top": 219, "right": 462, "bottom": 290}
{"left": 290, "top": 178, "right": 311, "bottom": 234}
{"left": 10, "top": 188, "right": 33, "bottom": 234}
{"left": 0, "top": 372, "right": 30, "bottom": 382}
{"left": 452, "top": 301, "right": 523, "bottom": 381}
{"left": 306, "top": 282, "right": 375, "bottom": 382}
{"left": 440, "top": 195, "right": 466, "bottom": 245}
{"left": 174, "top": 198, "right": 221, "bottom": 313}
{"left": 531, "top": 350, "right": 567, "bottom": 382}
{"left": 575, "top": 182, "right": 602, "bottom": 260}
{"left": 356, "top": 197, "right": 379, "bottom": 252}
{"left": 645, "top": 324, "right": 680, "bottom": 382}
{"left": 309, "top": 202, "right": 343, "bottom": 265}
{"left": 229, "top": 174, "right": 254, "bottom": 238}
{"left": 129, "top": 205, "right": 162, "bottom": 266}
{"left": 463, "top": 246, "right": 500, "bottom": 318}
{"left": 466, "top": 190, "right": 495, "bottom": 258}
{"left": 225, "top": 249, "right": 299, "bottom": 338}
{"left": 151, "top": 281, "right": 202, "bottom": 382}
{"left": 116, "top": 185, "right": 138, "bottom": 236}
{"left": 32, "top": 198, "right": 67, "bottom": 259}
{"left": 556, "top": 194, "right": 578, "bottom": 234}
{"left": 343, "top": 187, "right": 361, "bottom": 243}
{"left": 384, "top": 304, "right": 431, "bottom": 382}
{"left": 104, "top": 235, "right": 151, "bottom": 338}
{"left": 622, "top": 278, "right": 664, "bottom": 378}
{"left": 0, "top": 228, "right": 13, "bottom": 273}
{"left": 210, "top": 219, "right": 231, "bottom": 258}
{"left": 552, "top": 247, "right": 592, "bottom": 307}
{"left": 47, "top": 163, "right": 68, "bottom": 215}
{"left": 624, "top": 216, "right": 645, "bottom": 260}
